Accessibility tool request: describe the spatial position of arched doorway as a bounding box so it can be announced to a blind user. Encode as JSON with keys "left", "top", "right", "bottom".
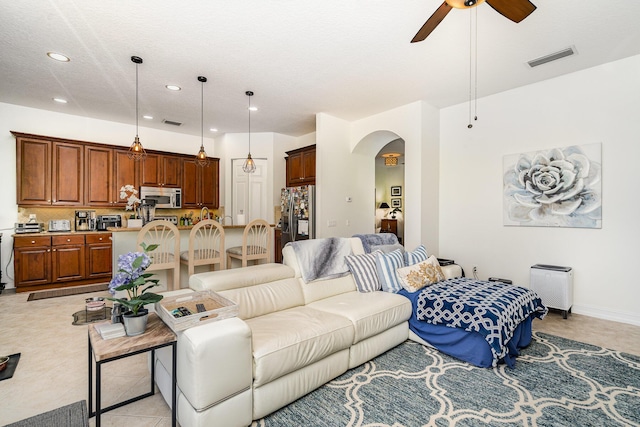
{"left": 375, "top": 139, "right": 405, "bottom": 243}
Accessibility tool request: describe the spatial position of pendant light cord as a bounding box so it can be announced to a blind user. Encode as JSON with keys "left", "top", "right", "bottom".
{"left": 248, "top": 93, "right": 252, "bottom": 154}
{"left": 468, "top": 8, "right": 478, "bottom": 129}
{"left": 201, "top": 79, "right": 204, "bottom": 147}
{"left": 135, "top": 61, "right": 139, "bottom": 137}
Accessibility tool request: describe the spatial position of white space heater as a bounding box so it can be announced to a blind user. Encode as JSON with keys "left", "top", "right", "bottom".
{"left": 530, "top": 264, "right": 573, "bottom": 319}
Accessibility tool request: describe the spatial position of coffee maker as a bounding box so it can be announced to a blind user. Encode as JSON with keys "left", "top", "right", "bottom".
{"left": 75, "top": 210, "right": 96, "bottom": 231}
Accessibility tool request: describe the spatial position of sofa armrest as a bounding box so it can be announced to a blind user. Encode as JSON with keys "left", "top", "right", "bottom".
{"left": 177, "top": 317, "right": 252, "bottom": 411}
{"left": 441, "top": 264, "right": 463, "bottom": 279}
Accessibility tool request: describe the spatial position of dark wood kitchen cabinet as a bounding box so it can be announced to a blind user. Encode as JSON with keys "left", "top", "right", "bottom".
{"left": 182, "top": 158, "right": 220, "bottom": 209}
{"left": 285, "top": 145, "right": 315, "bottom": 187}
{"left": 85, "top": 146, "right": 139, "bottom": 207}
{"left": 16, "top": 136, "right": 84, "bottom": 206}
{"left": 85, "top": 233, "right": 113, "bottom": 280}
{"left": 51, "top": 234, "right": 85, "bottom": 283}
{"left": 140, "top": 153, "right": 182, "bottom": 187}
{"left": 13, "top": 235, "right": 51, "bottom": 288}
{"left": 13, "top": 232, "right": 112, "bottom": 292}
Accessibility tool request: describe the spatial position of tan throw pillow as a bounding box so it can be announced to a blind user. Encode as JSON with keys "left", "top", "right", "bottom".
{"left": 397, "top": 255, "right": 445, "bottom": 292}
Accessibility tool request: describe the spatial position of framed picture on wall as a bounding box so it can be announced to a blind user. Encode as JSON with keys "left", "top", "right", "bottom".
{"left": 391, "top": 186, "right": 402, "bottom": 197}
{"left": 391, "top": 198, "right": 401, "bottom": 208}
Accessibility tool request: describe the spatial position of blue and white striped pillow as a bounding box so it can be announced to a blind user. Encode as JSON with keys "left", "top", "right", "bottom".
{"left": 345, "top": 250, "right": 382, "bottom": 292}
{"left": 404, "top": 244, "right": 428, "bottom": 266}
{"left": 375, "top": 249, "right": 404, "bottom": 293}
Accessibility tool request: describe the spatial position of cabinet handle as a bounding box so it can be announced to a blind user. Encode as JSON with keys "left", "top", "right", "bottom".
{"left": 99, "top": 237, "right": 103, "bottom": 241}
{"left": 67, "top": 238, "right": 71, "bottom": 242}
{"left": 47, "top": 249, "right": 51, "bottom": 252}
{"left": 52, "top": 249, "right": 56, "bottom": 252}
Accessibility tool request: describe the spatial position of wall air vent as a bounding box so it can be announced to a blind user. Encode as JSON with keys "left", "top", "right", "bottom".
{"left": 527, "top": 47, "right": 576, "bottom": 68}
{"left": 162, "top": 119, "right": 183, "bottom": 126}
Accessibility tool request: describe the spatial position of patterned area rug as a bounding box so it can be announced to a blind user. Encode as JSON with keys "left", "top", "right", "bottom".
{"left": 254, "top": 332, "right": 640, "bottom": 426}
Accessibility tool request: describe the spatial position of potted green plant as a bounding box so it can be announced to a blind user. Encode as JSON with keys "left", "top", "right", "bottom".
{"left": 107, "top": 243, "right": 164, "bottom": 336}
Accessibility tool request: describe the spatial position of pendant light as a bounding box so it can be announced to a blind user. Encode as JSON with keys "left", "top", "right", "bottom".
{"left": 128, "top": 56, "right": 146, "bottom": 160}
{"left": 195, "top": 76, "right": 210, "bottom": 167}
{"left": 242, "top": 90, "right": 256, "bottom": 173}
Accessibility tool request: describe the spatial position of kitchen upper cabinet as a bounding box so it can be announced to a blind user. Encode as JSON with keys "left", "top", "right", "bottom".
{"left": 285, "top": 145, "right": 316, "bottom": 187}
{"left": 85, "top": 147, "right": 138, "bottom": 207}
{"left": 16, "top": 136, "right": 84, "bottom": 206}
{"left": 84, "top": 145, "right": 113, "bottom": 206}
{"left": 140, "top": 154, "right": 182, "bottom": 187}
{"left": 112, "top": 149, "right": 138, "bottom": 206}
{"left": 182, "top": 158, "right": 220, "bottom": 209}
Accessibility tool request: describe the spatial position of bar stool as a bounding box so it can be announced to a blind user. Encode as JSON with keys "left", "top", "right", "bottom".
{"left": 180, "top": 219, "right": 226, "bottom": 276}
{"left": 136, "top": 221, "right": 180, "bottom": 290}
{"left": 226, "top": 219, "right": 271, "bottom": 268}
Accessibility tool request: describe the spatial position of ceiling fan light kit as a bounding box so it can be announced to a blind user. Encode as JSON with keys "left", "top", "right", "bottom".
{"left": 411, "top": 0, "right": 536, "bottom": 43}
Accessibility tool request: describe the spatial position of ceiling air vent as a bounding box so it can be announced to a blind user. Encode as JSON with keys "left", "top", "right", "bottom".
{"left": 527, "top": 47, "right": 576, "bottom": 68}
{"left": 162, "top": 119, "right": 183, "bottom": 126}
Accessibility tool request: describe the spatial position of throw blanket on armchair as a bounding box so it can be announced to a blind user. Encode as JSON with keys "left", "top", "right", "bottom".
{"left": 287, "top": 237, "right": 352, "bottom": 283}
{"left": 415, "top": 278, "right": 548, "bottom": 366}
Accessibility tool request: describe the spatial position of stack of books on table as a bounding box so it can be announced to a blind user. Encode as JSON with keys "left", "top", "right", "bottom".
{"left": 95, "top": 322, "right": 126, "bottom": 340}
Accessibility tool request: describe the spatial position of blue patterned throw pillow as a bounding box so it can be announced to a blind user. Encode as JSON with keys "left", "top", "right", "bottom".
{"left": 345, "top": 251, "right": 382, "bottom": 292}
{"left": 404, "top": 244, "right": 428, "bottom": 266}
{"left": 375, "top": 249, "right": 404, "bottom": 293}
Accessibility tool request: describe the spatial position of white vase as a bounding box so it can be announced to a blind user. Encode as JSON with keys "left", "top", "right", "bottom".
{"left": 122, "top": 310, "right": 148, "bottom": 336}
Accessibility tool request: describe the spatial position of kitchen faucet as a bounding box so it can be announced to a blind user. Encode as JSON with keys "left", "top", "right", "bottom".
{"left": 200, "top": 206, "right": 210, "bottom": 221}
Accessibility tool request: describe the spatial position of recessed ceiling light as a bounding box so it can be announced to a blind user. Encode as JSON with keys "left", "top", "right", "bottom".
{"left": 53, "top": 97, "right": 67, "bottom": 103}
{"left": 209, "top": 128, "right": 218, "bottom": 132}
{"left": 47, "top": 52, "right": 70, "bottom": 62}
{"left": 165, "top": 85, "right": 181, "bottom": 91}
{"left": 248, "top": 106, "right": 258, "bottom": 111}
{"left": 143, "top": 115, "right": 153, "bottom": 120}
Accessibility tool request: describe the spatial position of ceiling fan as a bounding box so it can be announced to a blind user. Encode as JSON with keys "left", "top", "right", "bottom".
{"left": 411, "top": 0, "right": 536, "bottom": 43}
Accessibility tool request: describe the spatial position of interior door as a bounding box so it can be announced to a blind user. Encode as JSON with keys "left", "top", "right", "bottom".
{"left": 231, "top": 158, "right": 268, "bottom": 223}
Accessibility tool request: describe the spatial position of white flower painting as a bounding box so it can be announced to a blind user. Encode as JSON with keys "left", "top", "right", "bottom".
{"left": 503, "top": 143, "right": 602, "bottom": 228}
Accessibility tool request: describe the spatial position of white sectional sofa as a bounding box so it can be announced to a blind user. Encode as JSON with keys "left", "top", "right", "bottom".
{"left": 154, "top": 237, "right": 458, "bottom": 427}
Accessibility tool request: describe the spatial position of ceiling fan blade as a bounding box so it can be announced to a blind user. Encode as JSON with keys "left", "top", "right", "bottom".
{"left": 411, "top": 2, "right": 453, "bottom": 43}
{"left": 486, "top": 0, "right": 536, "bottom": 23}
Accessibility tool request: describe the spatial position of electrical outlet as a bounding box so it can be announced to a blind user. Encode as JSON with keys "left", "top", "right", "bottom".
{"left": 327, "top": 220, "right": 337, "bottom": 227}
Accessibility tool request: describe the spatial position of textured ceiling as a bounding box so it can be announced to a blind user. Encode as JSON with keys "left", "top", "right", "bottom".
{"left": 1, "top": 1, "right": 639, "bottom": 138}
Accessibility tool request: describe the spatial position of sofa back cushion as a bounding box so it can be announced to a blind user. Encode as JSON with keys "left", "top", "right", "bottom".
{"left": 282, "top": 237, "right": 365, "bottom": 304}
{"left": 218, "top": 278, "right": 304, "bottom": 320}
{"left": 189, "top": 263, "right": 295, "bottom": 292}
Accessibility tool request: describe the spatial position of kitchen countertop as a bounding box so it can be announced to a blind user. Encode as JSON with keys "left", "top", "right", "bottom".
{"left": 12, "top": 230, "right": 113, "bottom": 237}
{"left": 107, "top": 223, "right": 275, "bottom": 232}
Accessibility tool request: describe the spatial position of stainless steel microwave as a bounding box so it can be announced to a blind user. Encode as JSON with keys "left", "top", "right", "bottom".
{"left": 139, "top": 186, "right": 182, "bottom": 209}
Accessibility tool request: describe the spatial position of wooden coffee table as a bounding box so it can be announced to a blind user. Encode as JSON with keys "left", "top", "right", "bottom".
{"left": 88, "top": 313, "right": 177, "bottom": 427}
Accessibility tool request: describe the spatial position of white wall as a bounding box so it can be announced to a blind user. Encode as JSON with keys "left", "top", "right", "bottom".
{"left": 439, "top": 54, "right": 640, "bottom": 325}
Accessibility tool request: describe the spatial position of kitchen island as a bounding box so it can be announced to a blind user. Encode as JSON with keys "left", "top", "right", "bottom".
{"left": 108, "top": 223, "right": 275, "bottom": 290}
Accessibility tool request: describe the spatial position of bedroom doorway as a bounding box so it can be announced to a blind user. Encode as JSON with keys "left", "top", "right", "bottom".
{"left": 375, "top": 139, "right": 405, "bottom": 243}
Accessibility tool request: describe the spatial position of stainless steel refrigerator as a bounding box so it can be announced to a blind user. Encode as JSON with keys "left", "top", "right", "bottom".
{"left": 280, "top": 185, "right": 315, "bottom": 249}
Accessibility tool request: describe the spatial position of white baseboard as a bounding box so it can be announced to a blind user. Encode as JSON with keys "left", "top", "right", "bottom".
{"left": 572, "top": 303, "right": 640, "bottom": 327}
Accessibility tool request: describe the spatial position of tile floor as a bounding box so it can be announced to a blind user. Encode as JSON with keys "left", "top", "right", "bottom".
{"left": 0, "top": 288, "right": 638, "bottom": 426}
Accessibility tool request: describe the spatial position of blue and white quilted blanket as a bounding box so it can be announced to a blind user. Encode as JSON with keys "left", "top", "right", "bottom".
{"left": 415, "top": 278, "right": 548, "bottom": 366}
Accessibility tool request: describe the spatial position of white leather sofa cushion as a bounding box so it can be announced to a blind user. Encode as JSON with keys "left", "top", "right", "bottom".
{"left": 218, "top": 278, "right": 304, "bottom": 320}
{"left": 299, "top": 274, "right": 357, "bottom": 304}
{"left": 189, "top": 263, "right": 294, "bottom": 292}
{"left": 308, "top": 290, "right": 412, "bottom": 343}
{"left": 247, "top": 306, "right": 354, "bottom": 387}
